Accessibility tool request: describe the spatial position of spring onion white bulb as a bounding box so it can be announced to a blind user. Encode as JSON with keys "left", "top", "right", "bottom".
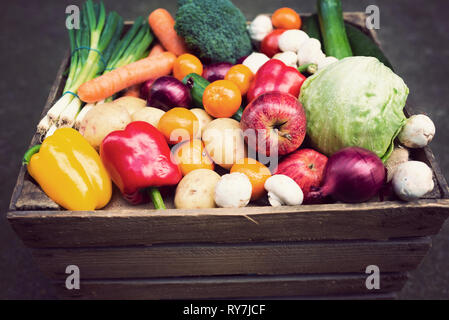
{"left": 37, "top": 115, "right": 51, "bottom": 136}
{"left": 58, "top": 97, "right": 82, "bottom": 128}
{"left": 47, "top": 94, "right": 74, "bottom": 124}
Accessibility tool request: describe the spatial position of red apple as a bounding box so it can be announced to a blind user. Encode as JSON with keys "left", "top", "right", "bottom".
{"left": 275, "top": 148, "right": 328, "bottom": 202}
{"left": 240, "top": 92, "right": 306, "bottom": 156}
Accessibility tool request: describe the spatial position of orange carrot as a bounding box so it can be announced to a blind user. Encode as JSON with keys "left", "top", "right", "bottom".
{"left": 148, "top": 43, "right": 166, "bottom": 57}
{"left": 148, "top": 9, "right": 188, "bottom": 56}
{"left": 78, "top": 52, "right": 176, "bottom": 103}
{"left": 123, "top": 84, "right": 141, "bottom": 98}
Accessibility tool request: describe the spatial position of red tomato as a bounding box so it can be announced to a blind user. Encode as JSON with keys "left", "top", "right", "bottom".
{"left": 260, "top": 29, "right": 287, "bottom": 58}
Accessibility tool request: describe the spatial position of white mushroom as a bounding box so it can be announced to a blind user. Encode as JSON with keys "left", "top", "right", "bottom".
{"left": 272, "top": 51, "right": 298, "bottom": 68}
{"left": 214, "top": 173, "right": 252, "bottom": 208}
{"left": 264, "top": 175, "right": 303, "bottom": 207}
{"left": 297, "top": 38, "right": 326, "bottom": 66}
{"left": 318, "top": 56, "right": 339, "bottom": 70}
{"left": 242, "top": 52, "right": 270, "bottom": 74}
{"left": 248, "top": 14, "right": 273, "bottom": 42}
{"left": 398, "top": 114, "right": 436, "bottom": 148}
{"left": 385, "top": 146, "right": 409, "bottom": 182}
{"left": 392, "top": 161, "right": 434, "bottom": 201}
{"left": 278, "top": 30, "right": 309, "bottom": 53}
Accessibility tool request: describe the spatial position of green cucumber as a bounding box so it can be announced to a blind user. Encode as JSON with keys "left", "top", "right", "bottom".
{"left": 345, "top": 23, "right": 394, "bottom": 71}
{"left": 302, "top": 14, "right": 322, "bottom": 43}
{"left": 317, "top": 0, "right": 353, "bottom": 59}
{"left": 182, "top": 73, "right": 210, "bottom": 108}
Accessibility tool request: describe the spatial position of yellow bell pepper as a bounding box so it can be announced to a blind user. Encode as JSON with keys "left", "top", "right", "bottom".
{"left": 24, "top": 128, "right": 112, "bottom": 211}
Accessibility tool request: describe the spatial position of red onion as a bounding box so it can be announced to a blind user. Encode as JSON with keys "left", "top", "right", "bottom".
{"left": 236, "top": 56, "right": 248, "bottom": 64}
{"left": 309, "top": 147, "right": 386, "bottom": 203}
{"left": 146, "top": 76, "right": 192, "bottom": 111}
{"left": 140, "top": 79, "right": 155, "bottom": 100}
{"left": 202, "top": 62, "right": 233, "bottom": 82}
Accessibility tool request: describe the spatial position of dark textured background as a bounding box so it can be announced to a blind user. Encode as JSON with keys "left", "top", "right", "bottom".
{"left": 1, "top": 0, "right": 448, "bottom": 299}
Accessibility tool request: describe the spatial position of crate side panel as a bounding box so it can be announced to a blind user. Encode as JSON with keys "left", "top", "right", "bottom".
{"left": 56, "top": 273, "right": 407, "bottom": 300}
{"left": 32, "top": 238, "right": 430, "bottom": 280}
{"left": 8, "top": 200, "right": 449, "bottom": 248}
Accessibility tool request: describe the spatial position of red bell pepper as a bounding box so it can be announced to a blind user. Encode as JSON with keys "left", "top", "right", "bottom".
{"left": 247, "top": 59, "right": 306, "bottom": 103}
{"left": 100, "top": 121, "right": 182, "bottom": 208}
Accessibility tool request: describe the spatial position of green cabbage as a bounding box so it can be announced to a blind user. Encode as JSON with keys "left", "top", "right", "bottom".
{"left": 299, "top": 56, "right": 408, "bottom": 161}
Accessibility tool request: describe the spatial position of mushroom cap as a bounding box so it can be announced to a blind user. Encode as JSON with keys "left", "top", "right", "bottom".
{"left": 214, "top": 172, "right": 252, "bottom": 208}
{"left": 392, "top": 161, "right": 434, "bottom": 201}
{"left": 264, "top": 174, "right": 303, "bottom": 206}
{"left": 398, "top": 114, "right": 435, "bottom": 148}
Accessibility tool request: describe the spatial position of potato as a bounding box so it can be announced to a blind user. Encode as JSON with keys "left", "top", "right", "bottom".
{"left": 79, "top": 102, "right": 131, "bottom": 150}
{"left": 202, "top": 118, "right": 247, "bottom": 170}
{"left": 113, "top": 96, "right": 146, "bottom": 116}
{"left": 131, "top": 107, "right": 165, "bottom": 127}
{"left": 175, "top": 169, "right": 221, "bottom": 209}
{"left": 190, "top": 108, "right": 213, "bottom": 138}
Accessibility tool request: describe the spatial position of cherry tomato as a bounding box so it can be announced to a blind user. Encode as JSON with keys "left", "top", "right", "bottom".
{"left": 224, "top": 64, "right": 254, "bottom": 95}
{"left": 231, "top": 158, "right": 271, "bottom": 201}
{"left": 272, "top": 7, "right": 302, "bottom": 30}
{"left": 157, "top": 107, "right": 199, "bottom": 144}
{"left": 261, "top": 29, "right": 287, "bottom": 58}
{"left": 203, "top": 80, "right": 242, "bottom": 118}
{"left": 173, "top": 54, "right": 203, "bottom": 81}
{"left": 172, "top": 139, "right": 214, "bottom": 176}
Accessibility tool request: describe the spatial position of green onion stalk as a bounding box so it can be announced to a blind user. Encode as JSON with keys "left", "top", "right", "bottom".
{"left": 38, "top": 0, "right": 123, "bottom": 137}
{"left": 74, "top": 16, "right": 153, "bottom": 126}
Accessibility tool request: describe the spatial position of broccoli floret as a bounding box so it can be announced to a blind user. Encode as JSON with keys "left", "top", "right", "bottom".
{"left": 175, "top": 0, "right": 253, "bottom": 63}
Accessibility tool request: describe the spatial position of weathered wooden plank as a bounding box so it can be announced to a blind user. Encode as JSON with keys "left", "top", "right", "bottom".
{"left": 8, "top": 52, "right": 69, "bottom": 212}
{"left": 56, "top": 273, "right": 407, "bottom": 300}
{"left": 32, "top": 238, "right": 430, "bottom": 280}
{"left": 299, "top": 293, "right": 397, "bottom": 300}
{"left": 8, "top": 200, "right": 449, "bottom": 248}
{"left": 412, "top": 145, "right": 449, "bottom": 199}
{"left": 14, "top": 180, "right": 60, "bottom": 211}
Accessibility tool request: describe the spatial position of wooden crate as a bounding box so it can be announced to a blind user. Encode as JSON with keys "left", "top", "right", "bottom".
{"left": 7, "top": 13, "right": 449, "bottom": 300}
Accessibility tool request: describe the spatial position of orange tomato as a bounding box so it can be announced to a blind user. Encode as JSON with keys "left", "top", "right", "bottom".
{"left": 231, "top": 158, "right": 272, "bottom": 201}
{"left": 224, "top": 64, "right": 254, "bottom": 95}
{"left": 203, "top": 80, "right": 242, "bottom": 118}
{"left": 272, "top": 7, "right": 302, "bottom": 30}
{"left": 173, "top": 53, "right": 203, "bottom": 81}
{"left": 172, "top": 139, "right": 214, "bottom": 175}
{"left": 157, "top": 107, "right": 199, "bottom": 144}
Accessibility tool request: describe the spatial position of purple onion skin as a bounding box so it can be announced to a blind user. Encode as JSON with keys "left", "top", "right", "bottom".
{"left": 202, "top": 62, "right": 233, "bottom": 82}
{"left": 146, "top": 76, "right": 192, "bottom": 111}
{"left": 236, "top": 56, "right": 248, "bottom": 65}
{"left": 140, "top": 79, "right": 155, "bottom": 100}
{"left": 309, "top": 147, "right": 386, "bottom": 203}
